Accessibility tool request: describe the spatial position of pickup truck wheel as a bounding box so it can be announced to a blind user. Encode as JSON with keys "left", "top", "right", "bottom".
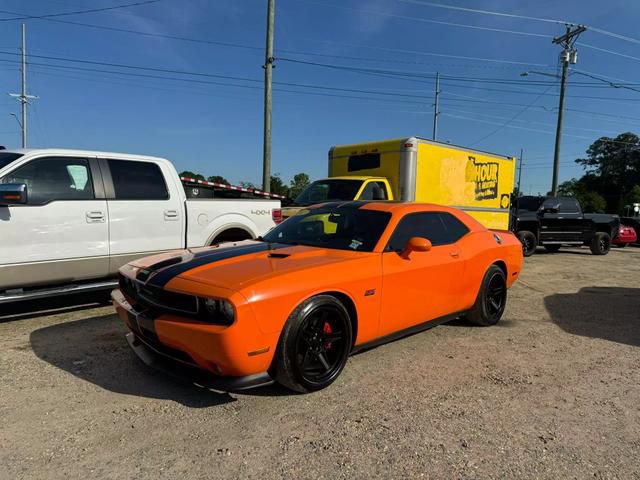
{"left": 271, "top": 295, "right": 352, "bottom": 393}
{"left": 466, "top": 265, "right": 507, "bottom": 327}
{"left": 517, "top": 230, "right": 537, "bottom": 257}
{"left": 590, "top": 232, "right": 611, "bottom": 255}
{"left": 544, "top": 244, "right": 561, "bottom": 253}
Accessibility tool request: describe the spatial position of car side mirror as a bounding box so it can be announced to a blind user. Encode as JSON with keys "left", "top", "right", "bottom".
{"left": 0, "top": 183, "right": 27, "bottom": 205}
{"left": 400, "top": 236, "right": 432, "bottom": 259}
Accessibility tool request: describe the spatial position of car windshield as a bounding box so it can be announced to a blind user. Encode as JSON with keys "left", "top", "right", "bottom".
{"left": 263, "top": 206, "right": 391, "bottom": 252}
{"left": 294, "top": 179, "right": 364, "bottom": 206}
{"left": 517, "top": 196, "right": 544, "bottom": 211}
{"left": 0, "top": 153, "right": 23, "bottom": 171}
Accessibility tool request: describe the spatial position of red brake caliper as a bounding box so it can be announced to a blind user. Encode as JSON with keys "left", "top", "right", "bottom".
{"left": 323, "top": 322, "right": 332, "bottom": 350}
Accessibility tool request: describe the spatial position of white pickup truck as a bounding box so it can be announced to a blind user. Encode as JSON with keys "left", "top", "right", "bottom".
{"left": 0, "top": 148, "right": 281, "bottom": 303}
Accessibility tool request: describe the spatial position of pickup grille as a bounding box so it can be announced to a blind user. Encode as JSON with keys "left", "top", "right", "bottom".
{"left": 119, "top": 274, "right": 199, "bottom": 316}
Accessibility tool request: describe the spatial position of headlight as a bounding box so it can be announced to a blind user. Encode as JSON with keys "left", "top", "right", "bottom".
{"left": 199, "top": 298, "right": 235, "bottom": 326}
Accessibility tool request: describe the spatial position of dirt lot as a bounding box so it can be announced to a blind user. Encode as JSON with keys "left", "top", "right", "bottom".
{"left": 1, "top": 246, "right": 639, "bottom": 480}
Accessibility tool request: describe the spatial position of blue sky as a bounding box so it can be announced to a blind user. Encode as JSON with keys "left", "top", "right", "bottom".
{"left": 1, "top": 0, "right": 639, "bottom": 194}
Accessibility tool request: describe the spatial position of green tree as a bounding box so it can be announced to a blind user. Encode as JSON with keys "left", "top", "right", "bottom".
{"left": 289, "top": 173, "right": 310, "bottom": 199}
{"left": 270, "top": 173, "right": 290, "bottom": 197}
{"left": 625, "top": 184, "right": 640, "bottom": 205}
{"left": 576, "top": 132, "right": 640, "bottom": 212}
{"left": 557, "top": 178, "right": 581, "bottom": 197}
{"left": 579, "top": 191, "right": 607, "bottom": 213}
{"left": 178, "top": 170, "right": 204, "bottom": 180}
{"left": 207, "top": 175, "right": 229, "bottom": 184}
{"left": 239, "top": 181, "right": 258, "bottom": 189}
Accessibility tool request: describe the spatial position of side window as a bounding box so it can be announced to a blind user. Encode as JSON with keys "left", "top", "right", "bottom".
{"left": 0, "top": 157, "right": 94, "bottom": 205}
{"left": 107, "top": 159, "right": 168, "bottom": 200}
{"left": 347, "top": 153, "right": 380, "bottom": 172}
{"left": 559, "top": 198, "right": 580, "bottom": 214}
{"left": 439, "top": 212, "right": 470, "bottom": 242}
{"left": 359, "top": 181, "right": 388, "bottom": 200}
{"left": 386, "top": 212, "right": 469, "bottom": 251}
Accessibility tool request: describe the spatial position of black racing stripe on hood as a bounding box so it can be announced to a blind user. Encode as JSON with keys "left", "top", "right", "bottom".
{"left": 146, "top": 242, "right": 289, "bottom": 288}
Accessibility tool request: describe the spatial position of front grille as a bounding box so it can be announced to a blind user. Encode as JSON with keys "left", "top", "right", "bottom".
{"left": 119, "top": 274, "right": 199, "bottom": 316}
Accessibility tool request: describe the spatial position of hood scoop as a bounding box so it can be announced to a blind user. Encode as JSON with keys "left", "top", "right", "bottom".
{"left": 268, "top": 252, "right": 291, "bottom": 259}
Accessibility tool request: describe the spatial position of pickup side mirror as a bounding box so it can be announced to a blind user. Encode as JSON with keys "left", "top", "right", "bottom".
{"left": 0, "top": 183, "right": 28, "bottom": 205}
{"left": 400, "top": 236, "right": 432, "bottom": 259}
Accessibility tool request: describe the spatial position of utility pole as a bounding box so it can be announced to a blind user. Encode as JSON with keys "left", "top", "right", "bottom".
{"left": 517, "top": 148, "right": 524, "bottom": 195}
{"left": 261, "top": 0, "right": 275, "bottom": 193}
{"left": 432, "top": 71, "right": 439, "bottom": 141}
{"left": 550, "top": 24, "right": 586, "bottom": 196}
{"left": 9, "top": 24, "right": 38, "bottom": 148}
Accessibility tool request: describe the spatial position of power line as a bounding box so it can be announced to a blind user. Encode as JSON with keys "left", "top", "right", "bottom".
{"left": 394, "top": 0, "right": 640, "bottom": 47}
{"left": 468, "top": 85, "right": 556, "bottom": 146}
{"left": 0, "top": 0, "right": 160, "bottom": 22}
{"left": 577, "top": 42, "right": 640, "bottom": 64}
{"left": 392, "top": 0, "right": 566, "bottom": 25}
{"left": 291, "top": 0, "right": 552, "bottom": 39}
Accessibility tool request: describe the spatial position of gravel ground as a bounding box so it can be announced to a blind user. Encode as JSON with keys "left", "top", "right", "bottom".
{"left": 1, "top": 246, "right": 639, "bottom": 479}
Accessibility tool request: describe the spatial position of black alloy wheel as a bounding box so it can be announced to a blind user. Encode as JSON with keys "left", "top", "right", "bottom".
{"left": 295, "top": 306, "right": 347, "bottom": 386}
{"left": 272, "top": 295, "right": 352, "bottom": 393}
{"left": 466, "top": 265, "right": 507, "bottom": 326}
{"left": 590, "top": 232, "right": 611, "bottom": 255}
{"left": 517, "top": 230, "right": 537, "bottom": 257}
{"left": 485, "top": 271, "right": 507, "bottom": 318}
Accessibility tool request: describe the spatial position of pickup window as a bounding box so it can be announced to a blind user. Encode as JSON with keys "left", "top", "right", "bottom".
{"left": 108, "top": 159, "right": 169, "bottom": 200}
{"left": 0, "top": 152, "right": 23, "bottom": 170}
{"left": 294, "top": 179, "right": 363, "bottom": 205}
{"left": 559, "top": 197, "right": 581, "bottom": 214}
{"left": 0, "top": 156, "right": 94, "bottom": 204}
{"left": 359, "top": 181, "right": 388, "bottom": 200}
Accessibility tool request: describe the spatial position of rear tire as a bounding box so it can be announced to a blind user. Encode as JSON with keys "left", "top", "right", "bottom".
{"left": 466, "top": 265, "right": 507, "bottom": 327}
{"left": 271, "top": 295, "right": 352, "bottom": 393}
{"left": 517, "top": 230, "right": 537, "bottom": 257}
{"left": 544, "top": 244, "right": 561, "bottom": 253}
{"left": 590, "top": 232, "right": 611, "bottom": 255}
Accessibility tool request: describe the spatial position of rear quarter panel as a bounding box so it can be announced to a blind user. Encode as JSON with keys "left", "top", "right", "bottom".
{"left": 456, "top": 230, "right": 523, "bottom": 309}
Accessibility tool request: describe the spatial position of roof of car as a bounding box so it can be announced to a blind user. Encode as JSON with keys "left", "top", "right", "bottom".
{"left": 306, "top": 201, "right": 487, "bottom": 231}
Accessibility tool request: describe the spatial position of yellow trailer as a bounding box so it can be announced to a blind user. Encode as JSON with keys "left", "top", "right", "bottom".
{"left": 325, "top": 137, "right": 516, "bottom": 230}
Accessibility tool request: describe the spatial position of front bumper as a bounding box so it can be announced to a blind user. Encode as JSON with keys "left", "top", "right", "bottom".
{"left": 112, "top": 289, "right": 274, "bottom": 391}
{"left": 125, "top": 332, "right": 273, "bottom": 391}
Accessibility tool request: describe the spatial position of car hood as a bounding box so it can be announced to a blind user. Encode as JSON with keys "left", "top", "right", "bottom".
{"left": 129, "top": 240, "right": 368, "bottom": 291}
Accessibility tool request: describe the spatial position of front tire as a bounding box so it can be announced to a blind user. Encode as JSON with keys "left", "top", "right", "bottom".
{"left": 517, "top": 230, "right": 537, "bottom": 257}
{"left": 590, "top": 232, "right": 611, "bottom": 255}
{"left": 271, "top": 295, "right": 353, "bottom": 393}
{"left": 466, "top": 265, "right": 507, "bottom": 326}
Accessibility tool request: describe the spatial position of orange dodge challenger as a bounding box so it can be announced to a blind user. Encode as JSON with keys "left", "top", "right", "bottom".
{"left": 113, "top": 202, "right": 523, "bottom": 393}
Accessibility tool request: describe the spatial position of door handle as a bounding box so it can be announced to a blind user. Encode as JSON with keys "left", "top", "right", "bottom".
{"left": 85, "top": 211, "right": 105, "bottom": 223}
{"left": 164, "top": 209, "right": 179, "bottom": 221}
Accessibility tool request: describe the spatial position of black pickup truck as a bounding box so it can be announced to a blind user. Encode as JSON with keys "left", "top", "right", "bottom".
{"left": 513, "top": 196, "right": 620, "bottom": 257}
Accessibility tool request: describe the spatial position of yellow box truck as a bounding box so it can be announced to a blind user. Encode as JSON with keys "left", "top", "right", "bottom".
{"left": 286, "top": 137, "right": 516, "bottom": 230}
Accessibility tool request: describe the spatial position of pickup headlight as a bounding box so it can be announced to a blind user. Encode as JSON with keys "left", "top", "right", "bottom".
{"left": 199, "top": 298, "right": 235, "bottom": 326}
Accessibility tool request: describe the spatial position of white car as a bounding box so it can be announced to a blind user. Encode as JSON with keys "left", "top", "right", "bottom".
{"left": 0, "top": 148, "right": 281, "bottom": 303}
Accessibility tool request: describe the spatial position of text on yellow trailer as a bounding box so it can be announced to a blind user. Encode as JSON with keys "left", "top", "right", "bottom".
{"left": 328, "top": 137, "right": 516, "bottom": 230}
